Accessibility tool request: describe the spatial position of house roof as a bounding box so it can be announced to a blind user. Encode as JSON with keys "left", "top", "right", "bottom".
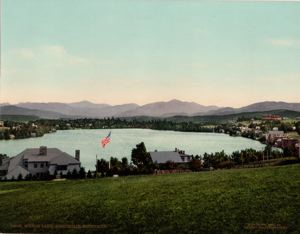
{"left": 150, "top": 151, "right": 183, "bottom": 164}
{"left": 19, "top": 148, "right": 80, "bottom": 165}
{"left": 50, "top": 152, "right": 79, "bottom": 165}
{"left": 7, "top": 154, "right": 25, "bottom": 174}
{"left": 6, "top": 165, "right": 29, "bottom": 180}
{"left": 0, "top": 158, "right": 10, "bottom": 171}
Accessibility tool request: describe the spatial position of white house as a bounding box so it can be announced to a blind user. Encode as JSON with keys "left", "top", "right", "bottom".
{"left": 266, "top": 130, "right": 285, "bottom": 144}
{"left": 1, "top": 146, "right": 81, "bottom": 180}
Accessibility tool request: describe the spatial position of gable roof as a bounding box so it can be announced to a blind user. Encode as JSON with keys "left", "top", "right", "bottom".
{"left": 150, "top": 151, "right": 183, "bottom": 164}
{"left": 50, "top": 152, "right": 80, "bottom": 165}
{"left": 18, "top": 148, "right": 80, "bottom": 165}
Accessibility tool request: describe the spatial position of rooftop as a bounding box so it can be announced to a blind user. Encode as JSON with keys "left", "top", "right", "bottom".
{"left": 150, "top": 151, "right": 183, "bottom": 164}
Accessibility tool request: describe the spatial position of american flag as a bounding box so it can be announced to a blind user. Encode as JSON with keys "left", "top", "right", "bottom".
{"left": 101, "top": 131, "right": 111, "bottom": 148}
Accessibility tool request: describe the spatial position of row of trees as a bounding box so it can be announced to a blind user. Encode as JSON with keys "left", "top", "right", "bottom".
{"left": 202, "top": 147, "right": 284, "bottom": 169}
{"left": 96, "top": 142, "right": 155, "bottom": 176}
{"left": 36, "top": 118, "right": 216, "bottom": 133}
{"left": 0, "top": 121, "right": 52, "bottom": 140}
{"left": 94, "top": 142, "right": 291, "bottom": 177}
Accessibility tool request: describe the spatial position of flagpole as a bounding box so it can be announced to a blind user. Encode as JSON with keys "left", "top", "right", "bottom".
{"left": 96, "top": 154, "right": 98, "bottom": 173}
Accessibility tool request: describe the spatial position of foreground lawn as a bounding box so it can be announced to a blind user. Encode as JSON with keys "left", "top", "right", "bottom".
{"left": 0, "top": 165, "right": 299, "bottom": 233}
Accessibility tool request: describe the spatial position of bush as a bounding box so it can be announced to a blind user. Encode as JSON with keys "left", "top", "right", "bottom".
{"left": 217, "top": 161, "right": 234, "bottom": 169}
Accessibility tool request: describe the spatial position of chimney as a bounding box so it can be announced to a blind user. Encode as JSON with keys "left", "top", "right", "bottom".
{"left": 39, "top": 146, "right": 47, "bottom": 156}
{"left": 75, "top": 150, "right": 80, "bottom": 161}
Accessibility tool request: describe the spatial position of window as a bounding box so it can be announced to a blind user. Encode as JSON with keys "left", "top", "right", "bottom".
{"left": 41, "top": 163, "right": 44, "bottom": 168}
{"left": 57, "top": 165, "right": 67, "bottom": 170}
{"left": 34, "top": 163, "right": 37, "bottom": 168}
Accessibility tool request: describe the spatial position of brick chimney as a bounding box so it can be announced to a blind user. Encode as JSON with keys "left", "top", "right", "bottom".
{"left": 75, "top": 150, "right": 80, "bottom": 161}
{"left": 39, "top": 146, "right": 47, "bottom": 156}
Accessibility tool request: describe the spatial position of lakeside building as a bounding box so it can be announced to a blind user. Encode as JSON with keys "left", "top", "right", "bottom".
{"left": 266, "top": 130, "right": 285, "bottom": 144}
{"left": 150, "top": 148, "right": 192, "bottom": 164}
{"left": 262, "top": 115, "right": 282, "bottom": 121}
{"left": 0, "top": 146, "right": 81, "bottom": 180}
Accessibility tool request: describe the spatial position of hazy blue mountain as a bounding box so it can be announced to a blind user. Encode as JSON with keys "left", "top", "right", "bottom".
{"left": 0, "top": 105, "right": 71, "bottom": 119}
{"left": 0, "top": 103, "right": 10, "bottom": 106}
{"left": 239, "top": 101, "right": 300, "bottom": 112}
{"left": 4, "top": 100, "right": 300, "bottom": 119}
{"left": 204, "top": 101, "right": 300, "bottom": 116}
{"left": 120, "top": 99, "right": 220, "bottom": 117}
{"left": 17, "top": 102, "right": 76, "bottom": 116}
{"left": 68, "top": 101, "right": 110, "bottom": 109}
{"left": 16, "top": 102, "right": 139, "bottom": 118}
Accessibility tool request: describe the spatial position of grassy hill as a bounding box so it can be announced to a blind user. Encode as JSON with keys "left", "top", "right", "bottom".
{"left": 0, "top": 165, "right": 299, "bottom": 233}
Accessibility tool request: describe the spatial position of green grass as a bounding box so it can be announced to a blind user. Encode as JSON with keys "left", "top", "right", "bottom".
{"left": 0, "top": 165, "right": 299, "bottom": 233}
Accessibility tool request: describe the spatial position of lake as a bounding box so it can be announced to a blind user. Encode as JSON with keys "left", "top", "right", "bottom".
{"left": 0, "top": 129, "right": 265, "bottom": 170}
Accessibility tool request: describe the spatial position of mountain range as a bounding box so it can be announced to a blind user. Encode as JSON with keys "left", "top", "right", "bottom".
{"left": 0, "top": 100, "right": 300, "bottom": 119}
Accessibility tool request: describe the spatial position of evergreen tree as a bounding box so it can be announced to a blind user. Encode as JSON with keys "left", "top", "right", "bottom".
{"left": 96, "top": 159, "right": 109, "bottom": 176}
{"left": 79, "top": 167, "right": 86, "bottom": 179}
{"left": 71, "top": 169, "right": 78, "bottom": 179}
{"left": 66, "top": 170, "right": 72, "bottom": 179}
{"left": 17, "top": 173, "right": 23, "bottom": 181}
{"left": 131, "top": 142, "right": 153, "bottom": 173}
{"left": 87, "top": 170, "right": 92, "bottom": 178}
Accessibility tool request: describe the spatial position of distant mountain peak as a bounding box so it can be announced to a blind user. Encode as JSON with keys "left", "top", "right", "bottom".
{"left": 3, "top": 100, "right": 299, "bottom": 119}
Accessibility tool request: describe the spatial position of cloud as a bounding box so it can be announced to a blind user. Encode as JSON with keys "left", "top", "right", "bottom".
{"left": 8, "top": 45, "right": 98, "bottom": 67}
{"left": 40, "top": 45, "right": 67, "bottom": 58}
{"left": 11, "top": 48, "right": 36, "bottom": 59}
{"left": 266, "top": 38, "right": 300, "bottom": 48}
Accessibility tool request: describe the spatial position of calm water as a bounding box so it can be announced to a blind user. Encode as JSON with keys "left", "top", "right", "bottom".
{"left": 0, "top": 129, "right": 264, "bottom": 170}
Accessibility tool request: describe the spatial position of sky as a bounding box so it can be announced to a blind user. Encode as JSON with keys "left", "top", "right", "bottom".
{"left": 1, "top": 0, "right": 300, "bottom": 107}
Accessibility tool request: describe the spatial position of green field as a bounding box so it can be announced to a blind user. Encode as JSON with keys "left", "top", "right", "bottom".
{"left": 0, "top": 165, "right": 299, "bottom": 233}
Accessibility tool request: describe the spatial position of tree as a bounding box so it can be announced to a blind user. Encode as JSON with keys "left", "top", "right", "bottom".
{"left": 17, "top": 173, "right": 23, "bottom": 181}
{"left": 231, "top": 151, "right": 241, "bottom": 165}
{"left": 71, "top": 168, "right": 78, "bottom": 179}
{"left": 131, "top": 142, "right": 153, "bottom": 173}
{"left": 79, "top": 167, "right": 86, "bottom": 179}
{"left": 121, "top": 157, "right": 128, "bottom": 168}
{"left": 25, "top": 173, "right": 32, "bottom": 180}
{"left": 264, "top": 144, "right": 272, "bottom": 160}
{"left": 87, "top": 170, "right": 92, "bottom": 178}
{"left": 121, "top": 157, "right": 129, "bottom": 176}
{"left": 66, "top": 170, "right": 72, "bottom": 179}
{"left": 53, "top": 170, "right": 57, "bottom": 179}
{"left": 96, "top": 159, "right": 109, "bottom": 176}
{"left": 296, "top": 121, "right": 300, "bottom": 135}
{"left": 190, "top": 159, "right": 202, "bottom": 171}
